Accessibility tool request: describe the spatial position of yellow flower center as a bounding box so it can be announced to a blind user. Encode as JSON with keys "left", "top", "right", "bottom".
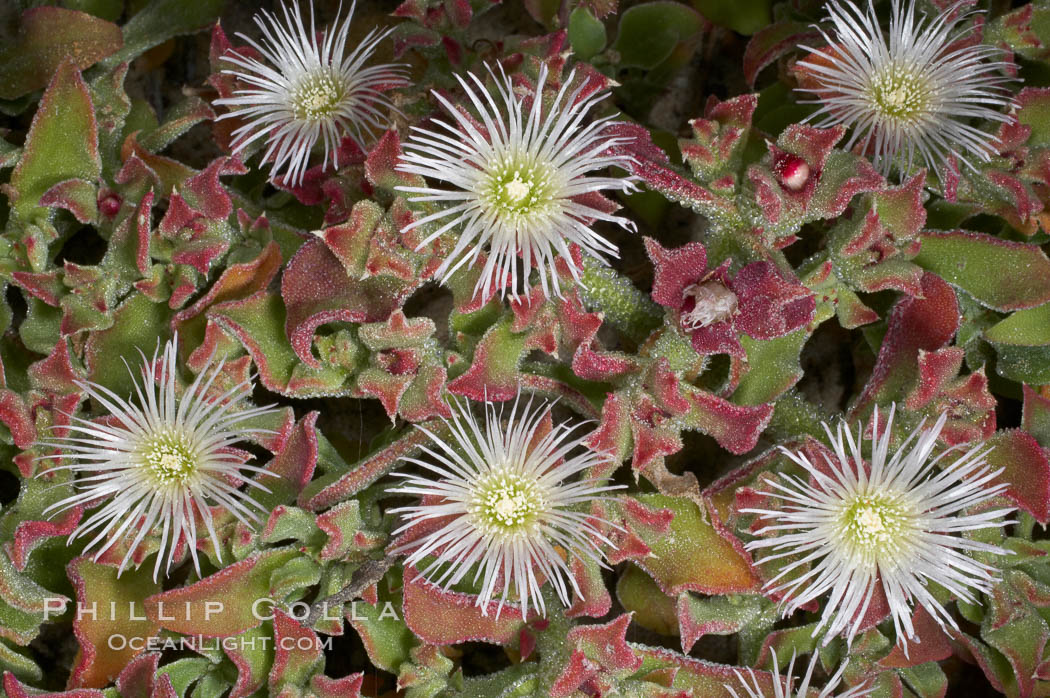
{"left": 143, "top": 434, "right": 197, "bottom": 486}
{"left": 481, "top": 153, "right": 557, "bottom": 218}
{"left": 471, "top": 467, "right": 545, "bottom": 534}
{"left": 292, "top": 72, "right": 345, "bottom": 121}
{"left": 869, "top": 64, "right": 930, "bottom": 122}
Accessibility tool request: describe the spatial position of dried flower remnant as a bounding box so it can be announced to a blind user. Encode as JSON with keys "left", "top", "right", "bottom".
{"left": 743, "top": 406, "right": 1013, "bottom": 648}
{"left": 388, "top": 396, "right": 623, "bottom": 618}
{"left": 214, "top": 0, "right": 407, "bottom": 186}
{"left": 38, "top": 338, "right": 281, "bottom": 581}
{"left": 396, "top": 63, "right": 638, "bottom": 301}
{"left": 797, "top": 0, "right": 1016, "bottom": 176}
{"left": 726, "top": 652, "right": 871, "bottom": 698}
{"left": 681, "top": 280, "right": 739, "bottom": 331}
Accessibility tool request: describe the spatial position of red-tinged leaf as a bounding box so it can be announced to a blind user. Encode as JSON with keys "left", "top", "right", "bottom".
{"left": 985, "top": 429, "right": 1050, "bottom": 524}
{"left": 115, "top": 653, "right": 175, "bottom": 698}
{"left": 39, "top": 178, "right": 98, "bottom": 224}
{"left": 3, "top": 674, "right": 105, "bottom": 698}
{"left": 565, "top": 555, "right": 612, "bottom": 619}
{"left": 316, "top": 500, "right": 383, "bottom": 562}
{"left": 625, "top": 494, "right": 761, "bottom": 595}
{"left": 310, "top": 673, "right": 364, "bottom": 698}
{"left": 676, "top": 593, "right": 767, "bottom": 654}
{"left": 208, "top": 291, "right": 352, "bottom": 397}
{"left": 282, "top": 238, "right": 410, "bottom": 367}
{"left": 66, "top": 558, "right": 160, "bottom": 689}
{"left": 633, "top": 645, "right": 769, "bottom": 694}
{"left": 852, "top": 273, "right": 960, "bottom": 416}
{"left": 401, "top": 568, "right": 526, "bottom": 645}
{"left": 645, "top": 237, "right": 707, "bottom": 310}
{"left": 174, "top": 241, "right": 282, "bottom": 347}
{"left": 569, "top": 613, "right": 642, "bottom": 673}
{"left": 605, "top": 122, "right": 735, "bottom": 219}
{"left": 301, "top": 424, "right": 438, "bottom": 511}
{"left": 7, "top": 506, "right": 81, "bottom": 571}
{"left": 683, "top": 387, "right": 773, "bottom": 455}
{"left": 915, "top": 230, "right": 1050, "bottom": 311}
{"left": 743, "top": 20, "right": 820, "bottom": 86}
{"left": 317, "top": 201, "right": 383, "bottom": 278}
{"left": 10, "top": 271, "right": 64, "bottom": 306}
{"left": 879, "top": 606, "right": 952, "bottom": 669}
{"left": 549, "top": 649, "right": 598, "bottom": 698}
{"left": 680, "top": 94, "right": 757, "bottom": 182}
{"left": 447, "top": 316, "right": 527, "bottom": 401}
{"left": 251, "top": 412, "right": 319, "bottom": 512}
{"left": 366, "top": 129, "right": 422, "bottom": 191}
{"left": 616, "top": 563, "right": 678, "bottom": 635}
{"left": 0, "top": 7, "right": 122, "bottom": 100}
{"left": 1023, "top": 385, "right": 1050, "bottom": 448}
{"left": 270, "top": 610, "right": 324, "bottom": 693}
{"left": 6, "top": 59, "right": 100, "bottom": 223}
{"left": 144, "top": 548, "right": 299, "bottom": 637}
{"left": 0, "top": 390, "right": 36, "bottom": 449}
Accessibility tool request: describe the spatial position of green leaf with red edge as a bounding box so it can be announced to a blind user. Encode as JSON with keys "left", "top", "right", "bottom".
{"left": 915, "top": 231, "right": 1050, "bottom": 312}
{"left": 982, "top": 571, "right": 1050, "bottom": 698}
{"left": 615, "top": 563, "right": 678, "bottom": 636}
{"left": 209, "top": 291, "right": 354, "bottom": 397}
{"left": 347, "top": 568, "right": 415, "bottom": 673}
{"left": 252, "top": 412, "right": 320, "bottom": 513}
{"left": 66, "top": 557, "right": 160, "bottom": 689}
{"left": 2, "top": 673, "right": 105, "bottom": 698}
{"left": 984, "top": 429, "right": 1050, "bottom": 524}
{"left": 1023, "top": 385, "right": 1050, "bottom": 448}
{"left": 6, "top": 59, "right": 100, "bottom": 223}
{"left": 731, "top": 330, "right": 806, "bottom": 406}
{"left": 624, "top": 494, "right": 761, "bottom": 596}
{"left": 83, "top": 291, "right": 170, "bottom": 399}
{"left": 676, "top": 593, "right": 768, "bottom": 654}
{"left": 0, "top": 7, "right": 122, "bottom": 100}
{"left": 743, "top": 19, "right": 820, "bottom": 86}
{"left": 144, "top": 547, "right": 299, "bottom": 637}
{"left": 301, "top": 422, "right": 439, "bottom": 511}
{"left": 281, "top": 238, "right": 414, "bottom": 369}
{"left": 316, "top": 501, "right": 384, "bottom": 563}
{"left": 985, "top": 302, "right": 1050, "bottom": 384}
{"left": 851, "top": 272, "right": 960, "bottom": 416}
{"left": 401, "top": 567, "right": 526, "bottom": 645}
{"left": 447, "top": 316, "right": 527, "bottom": 401}
{"left": 0, "top": 551, "right": 66, "bottom": 646}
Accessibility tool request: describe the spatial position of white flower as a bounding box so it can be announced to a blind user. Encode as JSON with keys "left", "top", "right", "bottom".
{"left": 214, "top": 0, "right": 407, "bottom": 186}
{"left": 798, "top": 0, "right": 1016, "bottom": 176}
{"left": 743, "top": 406, "right": 1013, "bottom": 648}
{"left": 726, "top": 652, "right": 871, "bottom": 698}
{"left": 38, "top": 338, "right": 281, "bottom": 580}
{"left": 388, "top": 396, "right": 622, "bottom": 618}
{"left": 395, "top": 63, "right": 638, "bottom": 301}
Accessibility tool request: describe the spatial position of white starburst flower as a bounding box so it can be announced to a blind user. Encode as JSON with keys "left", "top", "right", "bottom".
{"left": 38, "top": 338, "right": 281, "bottom": 581}
{"left": 395, "top": 63, "right": 638, "bottom": 301}
{"left": 214, "top": 0, "right": 407, "bottom": 186}
{"left": 726, "top": 652, "right": 871, "bottom": 698}
{"left": 797, "top": 0, "right": 1016, "bottom": 177}
{"left": 743, "top": 406, "right": 1013, "bottom": 648}
{"left": 388, "top": 396, "right": 623, "bottom": 618}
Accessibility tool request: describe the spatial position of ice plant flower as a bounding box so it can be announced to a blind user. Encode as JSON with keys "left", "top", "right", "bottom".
{"left": 214, "top": 0, "right": 407, "bottom": 186}
{"left": 743, "top": 406, "right": 1013, "bottom": 648}
{"left": 645, "top": 237, "right": 814, "bottom": 358}
{"left": 796, "top": 0, "right": 1016, "bottom": 176}
{"left": 38, "top": 338, "right": 280, "bottom": 581}
{"left": 388, "top": 396, "right": 622, "bottom": 618}
{"left": 726, "top": 652, "right": 870, "bottom": 698}
{"left": 395, "top": 63, "right": 638, "bottom": 301}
